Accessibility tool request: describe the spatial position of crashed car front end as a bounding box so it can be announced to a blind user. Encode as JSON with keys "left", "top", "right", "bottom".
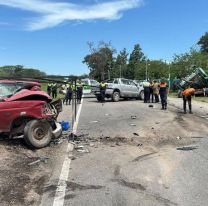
{"left": 0, "top": 84, "right": 63, "bottom": 148}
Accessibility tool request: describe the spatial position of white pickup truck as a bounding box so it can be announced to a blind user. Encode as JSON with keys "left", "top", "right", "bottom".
{"left": 92, "top": 78, "right": 144, "bottom": 102}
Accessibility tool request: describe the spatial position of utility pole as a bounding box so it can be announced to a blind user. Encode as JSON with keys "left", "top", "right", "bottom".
{"left": 145, "top": 61, "right": 148, "bottom": 81}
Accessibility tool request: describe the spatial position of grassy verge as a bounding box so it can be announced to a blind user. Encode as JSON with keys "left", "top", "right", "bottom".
{"left": 169, "top": 92, "right": 208, "bottom": 103}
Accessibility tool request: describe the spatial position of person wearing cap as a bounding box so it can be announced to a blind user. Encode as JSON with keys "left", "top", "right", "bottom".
{"left": 182, "top": 87, "right": 195, "bottom": 114}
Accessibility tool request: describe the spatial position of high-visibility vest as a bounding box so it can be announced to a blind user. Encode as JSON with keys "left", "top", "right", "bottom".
{"left": 182, "top": 88, "right": 195, "bottom": 97}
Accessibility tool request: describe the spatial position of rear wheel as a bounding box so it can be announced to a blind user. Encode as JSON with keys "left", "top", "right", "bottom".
{"left": 112, "top": 91, "right": 120, "bottom": 102}
{"left": 24, "top": 120, "right": 52, "bottom": 148}
{"left": 139, "top": 90, "right": 144, "bottom": 100}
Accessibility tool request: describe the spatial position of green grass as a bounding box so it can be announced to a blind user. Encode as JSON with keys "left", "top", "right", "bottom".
{"left": 169, "top": 91, "right": 208, "bottom": 103}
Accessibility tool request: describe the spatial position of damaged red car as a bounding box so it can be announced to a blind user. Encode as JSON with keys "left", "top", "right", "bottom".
{"left": 0, "top": 80, "right": 62, "bottom": 148}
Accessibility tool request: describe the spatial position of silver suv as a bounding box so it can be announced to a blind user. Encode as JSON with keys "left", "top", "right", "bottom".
{"left": 93, "top": 78, "right": 144, "bottom": 102}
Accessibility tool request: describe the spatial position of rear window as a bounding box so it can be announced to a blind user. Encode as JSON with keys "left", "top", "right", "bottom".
{"left": 90, "top": 80, "right": 99, "bottom": 86}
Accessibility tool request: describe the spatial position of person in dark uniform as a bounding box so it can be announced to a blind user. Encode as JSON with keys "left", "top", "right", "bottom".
{"left": 52, "top": 82, "right": 57, "bottom": 99}
{"left": 182, "top": 87, "right": 195, "bottom": 114}
{"left": 47, "top": 82, "right": 52, "bottom": 96}
{"left": 143, "top": 81, "right": 150, "bottom": 103}
{"left": 100, "top": 81, "right": 107, "bottom": 102}
{"left": 159, "top": 80, "right": 168, "bottom": 110}
{"left": 63, "top": 83, "right": 72, "bottom": 105}
{"left": 77, "top": 80, "right": 83, "bottom": 104}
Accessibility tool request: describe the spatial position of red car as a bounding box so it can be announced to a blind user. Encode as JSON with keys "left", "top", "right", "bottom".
{"left": 0, "top": 79, "right": 62, "bottom": 148}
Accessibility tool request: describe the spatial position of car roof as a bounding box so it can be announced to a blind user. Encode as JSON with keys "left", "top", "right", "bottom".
{"left": 0, "top": 79, "right": 41, "bottom": 86}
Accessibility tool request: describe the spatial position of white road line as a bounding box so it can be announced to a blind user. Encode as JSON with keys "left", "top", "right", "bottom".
{"left": 52, "top": 96, "right": 84, "bottom": 206}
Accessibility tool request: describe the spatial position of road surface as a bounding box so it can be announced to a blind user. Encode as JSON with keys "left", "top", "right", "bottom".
{"left": 42, "top": 95, "right": 208, "bottom": 206}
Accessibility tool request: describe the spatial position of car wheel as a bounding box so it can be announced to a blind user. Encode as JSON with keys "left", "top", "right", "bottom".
{"left": 24, "top": 120, "right": 52, "bottom": 148}
{"left": 112, "top": 91, "right": 120, "bottom": 102}
{"left": 139, "top": 90, "right": 144, "bottom": 100}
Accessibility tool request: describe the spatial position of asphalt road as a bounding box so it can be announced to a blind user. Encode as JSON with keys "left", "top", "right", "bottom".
{"left": 43, "top": 95, "right": 208, "bottom": 206}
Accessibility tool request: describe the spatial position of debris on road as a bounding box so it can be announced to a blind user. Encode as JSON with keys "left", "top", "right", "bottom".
{"left": 90, "top": 121, "right": 99, "bottom": 123}
{"left": 131, "top": 115, "right": 137, "bottom": 119}
{"left": 130, "top": 123, "right": 136, "bottom": 126}
{"left": 133, "top": 133, "right": 139, "bottom": 136}
{"left": 28, "top": 156, "right": 50, "bottom": 166}
{"left": 137, "top": 143, "right": 143, "bottom": 147}
{"left": 177, "top": 146, "right": 198, "bottom": 151}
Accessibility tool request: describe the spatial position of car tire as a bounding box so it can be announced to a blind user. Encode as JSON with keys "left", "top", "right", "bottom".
{"left": 112, "top": 91, "right": 120, "bottom": 102}
{"left": 139, "top": 90, "right": 144, "bottom": 100}
{"left": 24, "top": 120, "right": 52, "bottom": 148}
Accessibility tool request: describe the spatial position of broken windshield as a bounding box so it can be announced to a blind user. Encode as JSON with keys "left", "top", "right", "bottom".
{"left": 0, "top": 83, "right": 18, "bottom": 98}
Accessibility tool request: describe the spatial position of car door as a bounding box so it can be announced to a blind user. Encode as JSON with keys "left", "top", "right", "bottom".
{"left": 120, "top": 79, "right": 129, "bottom": 97}
{"left": 129, "top": 80, "right": 139, "bottom": 97}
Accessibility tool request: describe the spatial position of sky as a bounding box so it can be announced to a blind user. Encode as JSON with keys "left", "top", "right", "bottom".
{"left": 0, "top": 0, "right": 208, "bottom": 75}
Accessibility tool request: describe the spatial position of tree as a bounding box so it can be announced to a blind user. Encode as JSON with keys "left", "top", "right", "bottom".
{"left": 198, "top": 32, "right": 208, "bottom": 53}
{"left": 111, "top": 48, "right": 128, "bottom": 78}
{"left": 125, "top": 44, "right": 145, "bottom": 79}
{"left": 83, "top": 41, "right": 116, "bottom": 81}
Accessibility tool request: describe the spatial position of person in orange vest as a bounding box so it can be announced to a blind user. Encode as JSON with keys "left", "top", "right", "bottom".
{"left": 159, "top": 80, "right": 168, "bottom": 110}
{"left": 182, "top": 87, "right": 195, "bottom": 114}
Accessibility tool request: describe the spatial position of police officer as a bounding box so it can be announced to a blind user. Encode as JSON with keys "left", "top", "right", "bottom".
{"left": 77, "top": 80, "right": 83, "bottom": 104}
{"left": 100, "top": 81, "right": 107, "bottom": 102}
{"left": 159, "top": 80, "right": 168, "bottom": 110}
{"left": 52, "top": 82, "right": 57, "bottom": 99}
{"left": 63, "top": 83, "right": 73, "bottom": 105}
{"left": 47, "top": 82, "right": 52, "bottom": 96}
{"left": 143, "top": 81, "right": 150, "bottom": 103}
{"left": 182, "top": 87, "right": 195, "bottom": 114}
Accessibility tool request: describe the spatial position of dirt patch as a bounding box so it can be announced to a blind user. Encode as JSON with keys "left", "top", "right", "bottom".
{"left": 0, "top": 135, "right": 66, "bottom": 206}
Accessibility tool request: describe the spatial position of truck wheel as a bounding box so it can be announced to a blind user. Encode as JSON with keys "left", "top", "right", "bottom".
{"left": 24, "top": 120, "right": 52, "bottom": 148}
{"left": 139, "top": 90, "right": 144, "bottom": 100}
{"left": 112, "top": 91, "right": 120, "bottom": 102}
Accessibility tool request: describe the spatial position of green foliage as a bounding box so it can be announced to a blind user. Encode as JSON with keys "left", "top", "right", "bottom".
{"left": 83, "top": 41, "right": 116, "bottom": 81}
{"left": 0, "top": 65, "right": 46, "bottom": 78}
{"left": 198, "top": 32, "right": 208, "bottom": 53}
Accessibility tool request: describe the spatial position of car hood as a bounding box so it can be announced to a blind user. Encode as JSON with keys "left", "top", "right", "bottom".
{"left": 3, "top": 89, "right": 52, "bottom": 102}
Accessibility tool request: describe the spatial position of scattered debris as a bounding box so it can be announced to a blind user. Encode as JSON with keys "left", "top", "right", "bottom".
{"left": 130, "top": 124, "right": 136, "bottom": 126}
{"left": 131, "top": 115, "right": 137, "bottom": 119}
{"left": 133, "top": 133, "right": 139, "bottom": 136}
{"left": 90, "top": 121, "right": 99, "bottom": 123}
{"left": 28, "top": 156, "right": 50, "bottom": 166}
{"left": 137, "top": 143, "right": 143, "bottom": 147}
{"left": 177, "top": 146, "right": 198, "bottom": 151}
{"left": 76, "top": 149, "right": 90, "bottom": 153}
